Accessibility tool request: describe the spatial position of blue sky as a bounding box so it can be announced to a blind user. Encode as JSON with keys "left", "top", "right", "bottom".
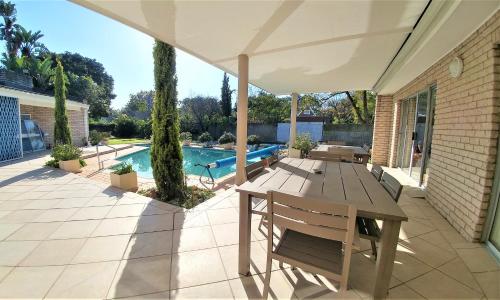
{"left": 10, "top": 0, "right": 242, "bottom": 109}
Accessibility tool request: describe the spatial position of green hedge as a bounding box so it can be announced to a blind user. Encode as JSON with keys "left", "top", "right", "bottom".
{"left": 89, "top": 121, "right": 115, "bottom": 133}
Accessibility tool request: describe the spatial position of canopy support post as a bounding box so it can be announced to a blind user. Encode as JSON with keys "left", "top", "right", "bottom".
{"left": 289, "top": 92, "right": 298, "bottom": 151}
{"left": 235, "top": 54, "right": 249, "bottom": 185}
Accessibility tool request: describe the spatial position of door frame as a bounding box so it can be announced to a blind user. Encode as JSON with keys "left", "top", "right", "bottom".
{"left": 418, "top": 85, "right": 436, "bottom": 185}
{"left": 481, "top": 134, "right": 500, "bottom": 262}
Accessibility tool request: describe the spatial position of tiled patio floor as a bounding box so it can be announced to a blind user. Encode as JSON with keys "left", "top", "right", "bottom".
{"left": 0, "top": 157, "right": 498, "bottom": 299}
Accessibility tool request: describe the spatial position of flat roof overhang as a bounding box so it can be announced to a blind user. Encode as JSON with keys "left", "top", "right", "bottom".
{"left": 72, "top": 0, "right": 499, "bottom": 95}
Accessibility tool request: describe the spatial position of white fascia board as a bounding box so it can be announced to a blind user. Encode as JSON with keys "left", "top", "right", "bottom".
{"left": 0, "top": 87, "right": 89, "bottom": 111}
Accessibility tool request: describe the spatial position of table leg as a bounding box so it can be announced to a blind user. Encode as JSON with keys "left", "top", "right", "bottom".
{"left": 238, "top": 192, "right": 252, "bottom": 275}
{"left": 373, "top": 219, "right": 401, "bottom": 299}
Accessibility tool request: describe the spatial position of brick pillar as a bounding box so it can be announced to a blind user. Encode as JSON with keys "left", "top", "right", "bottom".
{"left": 372, "top": 94, "right": 394, "bottom": 166}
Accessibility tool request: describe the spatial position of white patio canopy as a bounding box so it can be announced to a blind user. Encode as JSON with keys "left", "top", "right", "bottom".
{"left": 73, "top": 0, "right": 499, "bottom": 184}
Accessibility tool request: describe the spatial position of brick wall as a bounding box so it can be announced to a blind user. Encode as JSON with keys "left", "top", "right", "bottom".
{"left": 374, "top": 11, "right": 500, "bottom": 241}
{"left": 372, "top": 95, "right": 394, "bottom": 165}
{"left": 20, "top": 105, "right": 88, "bottom": 147}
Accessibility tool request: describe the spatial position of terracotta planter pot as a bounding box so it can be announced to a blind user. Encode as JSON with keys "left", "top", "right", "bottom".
{"left": 110, "top": 171, "right": 138, "bottom": 191}
{"left": 221, "top": 143, "right": 234, "bottom": 150}
{"left": 288, "top": 148, "right": 302, "bottom": 158}
{"left": 59, "top": 159, "right": 81, "bottom": 173}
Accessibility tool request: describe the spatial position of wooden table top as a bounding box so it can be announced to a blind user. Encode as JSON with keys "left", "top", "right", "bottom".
{"left": 315, "top": 144, "right": 370, "bottom": 156}
{"left": 236, "top": 158, "right": 407, "bottom": 222}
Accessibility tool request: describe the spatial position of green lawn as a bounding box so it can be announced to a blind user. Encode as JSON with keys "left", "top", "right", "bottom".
{"left": 108, "top": 138, "right": 149, "bottom": 145}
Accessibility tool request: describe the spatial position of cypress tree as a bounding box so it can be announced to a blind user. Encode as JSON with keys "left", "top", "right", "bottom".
{"left": 220, "top": 72, "right": 232, "bottom": 117}
{"left": 151, "top": 40, "right": 185, "bottom": 201}
{"left": 53, "top": 59, "right": 72, "bottom": 145}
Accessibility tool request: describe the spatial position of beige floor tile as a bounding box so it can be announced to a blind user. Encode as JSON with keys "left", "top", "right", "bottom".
{"left": 143, "top": 203, "right": 175, "bottom": 216}
{"left": 46, "top": 260, "right": 120, "bottom": 298}
{"left": 456, "top": 247, "right": 499, "bottom": 273}
{"left": 398, "top": 237, "right": 456, "bottom": 268}
{"left": 91, "top": 216, "right": 139, "bottom": 237}
{"left": 135, "top": 214, "right": 174, "bottom": 233}
{"left": 69, "top": 205, "right": 112, "bottom": 221}
{"left": 174, "top": 211, "right": 210, "bottom": 229}
{"left": 438, "top": 257, "right": 483, "bottom": 293}
{"left": 171, "top": 248, "right": 227, "bottom": 289}
{"left": 52, "top": 197, "right": 92, "bottom": 208}
{"left": 0, "top": 200, "right": 32, "bottom": 210}
{"left": 0, "top": 266, "right": 12, "bottom": 282}
{"left": 473, "top": 270, "right": 499, "bottom": 299}
{"left": 34, "top": 208, "right": 78, "bottom": 222}
{"left": 387, "top": 284, "right": 424, "bottom": 299}
{"left": 0, "top": 209, "right": 44, "bottom": 223}
{"left": 22, "top": 199, "right": 61, "bottom": 210}
{"left": 0, "top": 223, "right": 22, "bottom": 240}
{"left": 0, "top": 265, "right": 65, "bottom": 298}
{"left": 49, "top": 219, "right": 101, "bottom": 239}
{"left": 7, "top": 222, "right": 61, "bottom": 241}
{"left": 72, "top": 234, "right": 131, "bottom": 263}
{"left": 392, "top": 251, "right": 433, "bottom": 283}
{"left": 0, "top": 240, "right": 40, "bottom": 266}
{"left": 172, "top": 226, "right": 216, "bottom": 253}
{"left": 124, "top": 231, "right": 173, "bottom": 259}
{"left": 107, "top": 255, "right": 171, "bottom": 298}
{"left": 207, "top": 207, "right": 239, "bottom": 225}
{"left": 107, "top": 204, "right": 146, "bottom": 218}
{"left": 86, "top": 196, "right": 119, "bottom": 207}
{"left": 212, "top": 222, "right": 257, "bottom": 247}
{"left": 219, "top": 241, "right": 279, "bottom": 279}
{"left": 398, "top": 218, "right": 436, "bottom": 240}
{"left": 416, "top": 230, "right": 452, "bottom": 249}
{"left": 348, "top": 252, "right": 401, "bottom": 298}
{"left": 170, "top": 281, "right": 233, "bottom": 299}
{"left": 19, "top": 238, "right": 86, "bottom": 266}
{"left": 122, "top": 291, "right": 170, "bottom": 299}
{"left": 229, "top": 269, "right": 296, "bottom": 300}
{"left": 406, "top": 270, "right": 483, "bottom": 299}
{"left": 280, "top": 267, "right": 362, "bottom": 299}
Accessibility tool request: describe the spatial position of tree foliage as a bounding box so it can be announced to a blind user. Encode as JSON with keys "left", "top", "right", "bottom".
{"left": 179, "top": 95, "right": 230, "bottom": 134}
{"left": 123, "top": 90, "right": 154, "bottom": 120}
{"left": 151, "top": 40, "right": 185, "bottom": 202}
{"left": 53, "top": 59, "right": 72, "bottom": 145}
{"left": 220, "top": 72, "right": 232, "bottom": 117}
{"left": 248, "top": 91, "right": 290, "bottom": 124}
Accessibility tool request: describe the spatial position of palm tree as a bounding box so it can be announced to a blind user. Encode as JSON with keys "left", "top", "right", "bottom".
{"left": 0, "top": 0, "right": 20, "bottom": 58}
{"left": 30, "top": 57, "right": 54, "bottom": 91}
{"left": 15, "top": 26, "right": 47, "bottom": 58}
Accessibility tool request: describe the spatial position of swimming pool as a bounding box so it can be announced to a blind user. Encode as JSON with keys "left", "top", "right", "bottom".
{"left": 115, "top": 146, "right": 261, "bottom": 179}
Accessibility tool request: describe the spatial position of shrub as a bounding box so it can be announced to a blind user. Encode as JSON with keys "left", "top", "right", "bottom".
{"left": 114, "top": 114, "right": 138, "bottom": 138}
{"left": 218, "top": 131, "right": 236, "bottom": 144}
{"left": 113, "top": 163, "right": 134, "bottom": 175}
{"left": 45, "top": 144, "right": 86, "bottom": 168}
{"left": 293, "top": 134, "right": 315, "bottom": 157}
{"left": 247, "top": 134, "right": 261, "bottom": 145}
{"left": 89, "top": 130, "right": 102, "bottom": 146}
{"left": 137, "top": 185, "right": 215, "bottom": 209}
{"left": 89, "top": 120, "right": 115, "bottom": 133}
{"left": 198, "top": 132, "right": 212, "bottom": 143}
{"left": 137, "top": 119, "right": 152, "bottom": 139}
{"left": 53, "top": 59, "right": 72, "bottom": 145}
{"left": 179, "top": 132, "right": 192, "bottom": 142}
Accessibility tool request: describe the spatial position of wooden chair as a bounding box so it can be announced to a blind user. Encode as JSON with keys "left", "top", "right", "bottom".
{"left": 357, "top": 172, "right": 403, "bottom": 258}
{"left": 326, "top": 140, "right": 346, "bottom": 146}
{"left": 309, "top": 150, "right": 341, "bottom": 161}
{"left": 262, "top": 191, "right": 357, "bottom": 297}
{"left": 370, "top": 164, "right": 383, "bottom": 181}
{"left": 245, "top": 160, "right": 268, "bottom": 229}
{"left": 328, "top": 148, "right": 355, "bottom": 162}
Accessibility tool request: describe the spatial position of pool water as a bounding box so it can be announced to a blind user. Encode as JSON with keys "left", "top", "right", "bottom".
{"left": 115, "top": 146, "right": 261, "bottom": 179}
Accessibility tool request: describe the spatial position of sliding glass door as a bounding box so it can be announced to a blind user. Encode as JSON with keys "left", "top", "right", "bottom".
{"left": 397, "top": 86, "right": 435, "bottom": 186}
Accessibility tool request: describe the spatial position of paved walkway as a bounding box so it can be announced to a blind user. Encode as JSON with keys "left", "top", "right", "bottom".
{"left": 0, "top": 157, "right": 498, "bottom": 299}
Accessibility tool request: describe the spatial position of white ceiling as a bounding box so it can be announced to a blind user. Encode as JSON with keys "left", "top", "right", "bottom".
{"left": 72, "top": 0, "right": 499, "bottom": 95}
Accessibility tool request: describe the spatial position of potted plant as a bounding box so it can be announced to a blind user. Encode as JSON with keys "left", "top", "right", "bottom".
{"left": 46, "top": 144, "right": 86, "bottom": 173}
{"left": 110, "top": 163, "right": 138, "bottom": 191}
{"left": 292, "top": 134, "right": 315, "bottom": 158}
{"left": 198, "top": 132, "right": 212, "bottom": 147}
{"left": 180, "top": 132, "right": 192, "bottom": 146}
{"left": 247, "top": 134, "right": 261, "bottom": 151}
{"left": 218, "top": 132, "right": 236, "bottom": 150}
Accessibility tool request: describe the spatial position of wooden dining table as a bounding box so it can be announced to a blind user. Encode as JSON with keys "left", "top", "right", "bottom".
{"left": 235, "top": 157, "right": 407, "bottom": 299}
{"left": 315, "top": 144, "right": 371, "bottom": 165}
